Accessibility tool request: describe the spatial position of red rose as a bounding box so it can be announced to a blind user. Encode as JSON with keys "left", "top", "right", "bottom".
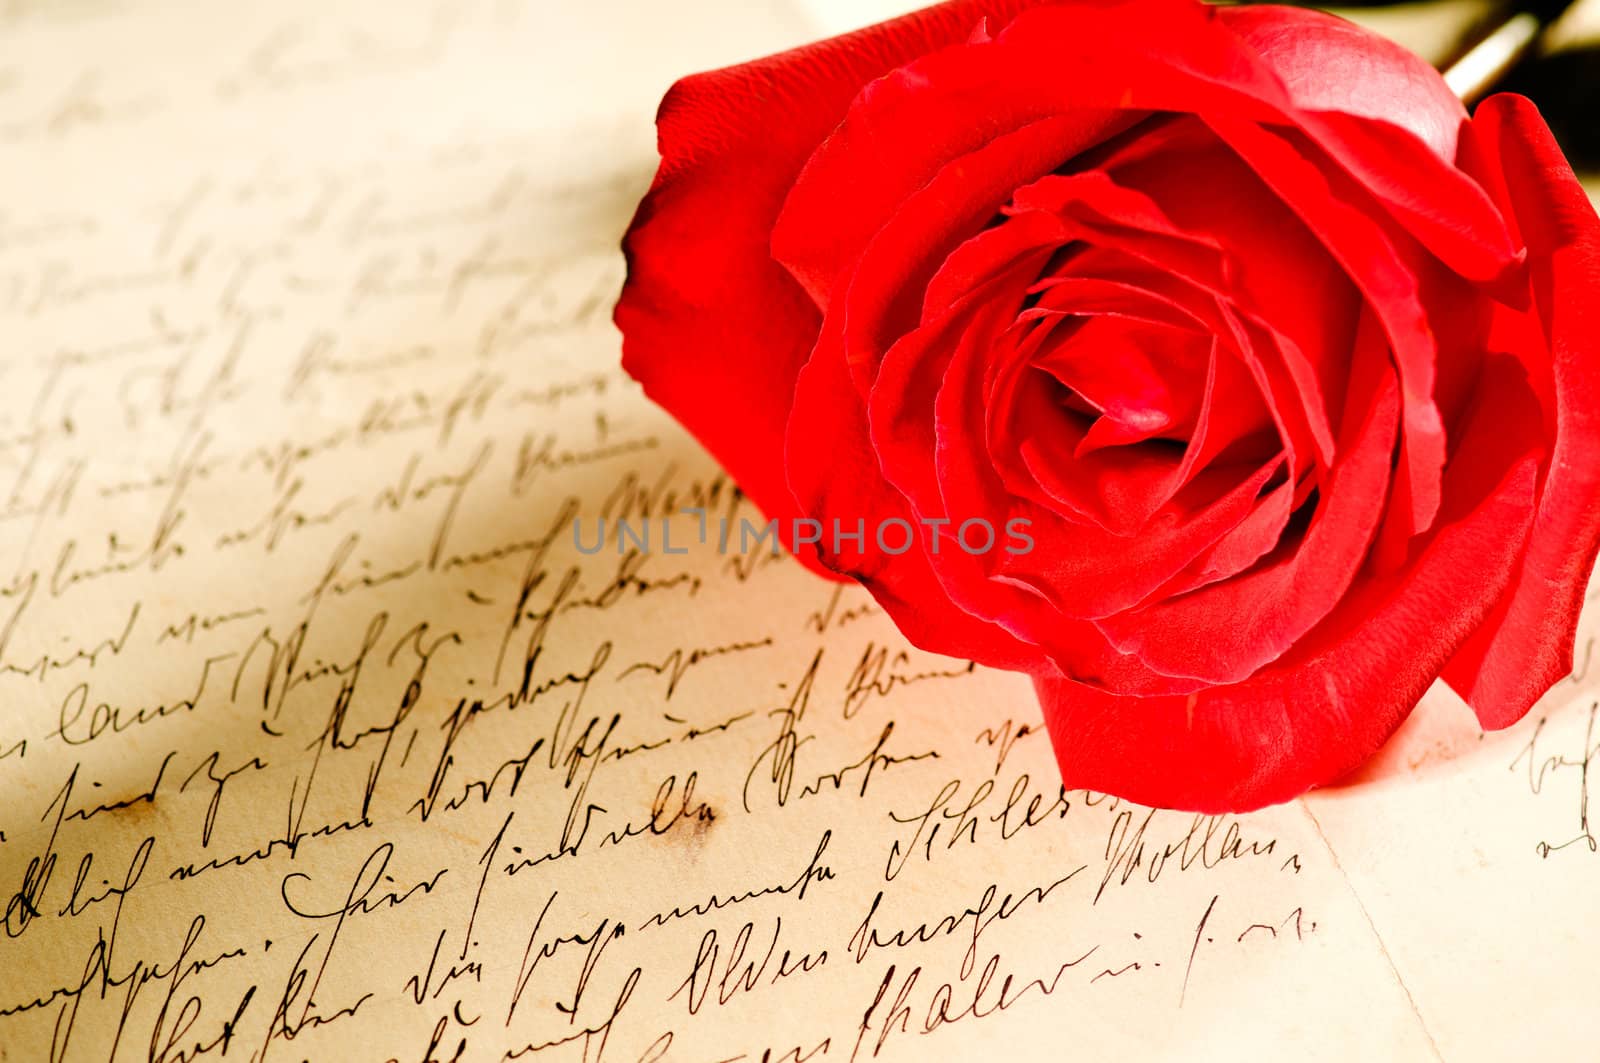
{"left": 614, "top": 0, "right": 1600, "bottom": 811}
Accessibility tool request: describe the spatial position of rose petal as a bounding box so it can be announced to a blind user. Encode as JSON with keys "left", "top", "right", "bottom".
{"left": 1207, "top": 115, "right": 1448, "bottom": 540}
{"left": 1084, "top": 115, "right": 1354, "bottom": 467}
{"left": 1443, "top": 94, "right": 1600, "bottom": 727}
{"left": 1093, "top": 321, "right": 1399, "bottom": 683}
{"left": 1220, "top": 4, "right": 1519, "bottom": 283}
{"left": 1036, "top": 355, "right": 1543, "bottom": 812}
{"left": 786, "top": 300, "right": 1049, "bottom": 671}
{"left": 615, "top": 0, "right": 1055, "bottom": 551}
{"left": 1217, "top": 4, "right": 1466, "bottom": 159}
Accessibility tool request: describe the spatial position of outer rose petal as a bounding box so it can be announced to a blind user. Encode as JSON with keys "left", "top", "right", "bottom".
{"left": 1217, "top": 4, "right": 1464, "bottom": 159}
{"left": 1443, "top": 95, "right": 1600, "bottom": 726}
{"left": 1038, "top": 357, "right": 1543, "bottom": 812}
{"left": 771, "top": 0, "right": 1295, "bottom": 312}
{"left": 1220, "top": 5, "right": 1518, "bottom": 285}
{"left": 614, "top": 0, "right": 1051, "bottom": 552}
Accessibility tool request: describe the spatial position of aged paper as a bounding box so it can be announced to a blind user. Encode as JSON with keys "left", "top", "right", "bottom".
{"left": 0, "top": 1, "right": 1594, "bottom": 1061}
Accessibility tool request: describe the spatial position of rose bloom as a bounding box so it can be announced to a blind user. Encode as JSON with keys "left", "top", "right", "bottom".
{"left": 613, "top": 0, "right": 1600, "bottom": 811}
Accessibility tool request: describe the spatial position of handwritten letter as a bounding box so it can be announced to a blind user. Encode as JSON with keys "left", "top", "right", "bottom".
{"left": 0, "top": 2, "right": 1594, "bottom": 1061}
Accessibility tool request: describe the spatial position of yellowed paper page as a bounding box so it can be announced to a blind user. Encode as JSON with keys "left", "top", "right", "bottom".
{"left": 0, "top": 2, "right": 1592, "bottom": 1061}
